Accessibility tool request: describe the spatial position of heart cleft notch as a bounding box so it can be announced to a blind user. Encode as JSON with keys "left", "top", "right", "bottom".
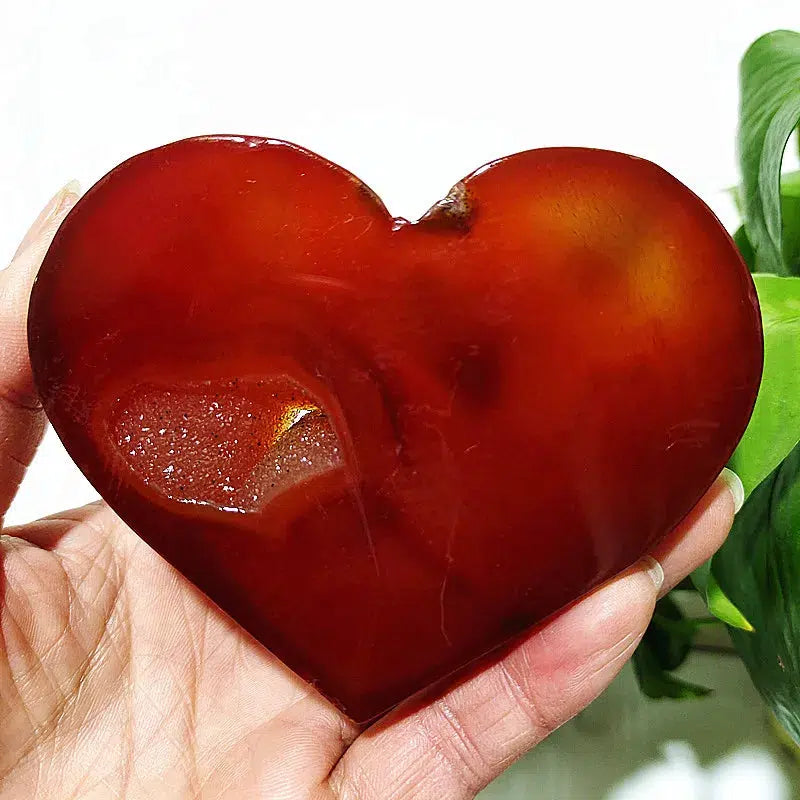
{"left": 417, "top": 181, "right": 474, "bottom": 233}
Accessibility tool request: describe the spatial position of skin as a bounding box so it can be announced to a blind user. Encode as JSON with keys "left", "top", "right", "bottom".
{"left": 0, "top": 184, "right": 737, "bottom": 800}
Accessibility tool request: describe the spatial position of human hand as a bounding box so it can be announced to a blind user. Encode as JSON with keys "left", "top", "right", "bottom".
{"left": 0, "top": 185, "right": 741, "bottom": 799}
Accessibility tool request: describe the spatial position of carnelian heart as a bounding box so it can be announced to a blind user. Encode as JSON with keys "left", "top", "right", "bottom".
{"left": 28, "top": 137, "right": 762, "bottom": 722}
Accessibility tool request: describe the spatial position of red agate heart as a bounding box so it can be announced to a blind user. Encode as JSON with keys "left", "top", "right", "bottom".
{"left": 28, "top": 137, "right": 762, "bottom": 722}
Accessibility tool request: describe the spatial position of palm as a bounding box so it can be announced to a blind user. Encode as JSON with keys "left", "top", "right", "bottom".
{"left": 1, "top": 502, "right": 350, "bottom": 798}
{"left": 0, "top": 185, "right": 736, "bottom": 800}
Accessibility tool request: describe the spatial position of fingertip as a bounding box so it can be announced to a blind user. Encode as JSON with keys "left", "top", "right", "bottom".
{"left": 10, "top": 180, "right": 81, "bottom": 264}
{"left": 2, "top": 180, "right": 81, "bottom": 335}
{"left": 637, "top": 555, "right": 665, "bottom": 591}
{"left": 719, "top": 467, "right": 745, "bottom": 514}
{"left": 651, "top": 477, "right": 736, "bottom": 597}
{"left": 541, "top": 558, "right": 662, "bottom": 668}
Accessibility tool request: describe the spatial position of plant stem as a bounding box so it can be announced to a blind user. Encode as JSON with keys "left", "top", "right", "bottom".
{"left": 690, "top": 643, "right": 739, "bottom": 656}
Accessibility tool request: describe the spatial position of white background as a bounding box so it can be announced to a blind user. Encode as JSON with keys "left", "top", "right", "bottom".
{"left": 2, "top": 1, "right": 799, "bottom": 797}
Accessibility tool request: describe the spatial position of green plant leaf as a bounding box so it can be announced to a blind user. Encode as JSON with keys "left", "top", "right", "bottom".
{"left": 645, "top": 595, "right": 696, "bottom": 670}
{"left": 632, "top": 640, "right": 712, "bottom": 700}
{"left": 705, "top": 572, "right": 754, "bottom": 632}
{"left": 733, "top": 224, "right": 756, "bottom": 271}
{"left": 728, "top": 273, "right": 800, "bottom": 496}
{"left": 632, "top": 595, "right": 719, "bottom": 700}
{"left": 732, "top": 170, "right": 800, "bottom": 273}
{"left": 779, "top": 170, "right": 800, "bottom": 272}
{"left": 691, "top": 562, "right": 754, "bottom": 631}
{"left": 738, "top": 30, "right": 800, "bottom": 276}
{"left": 712, "top": 442, "right": 800, "bottom": 743}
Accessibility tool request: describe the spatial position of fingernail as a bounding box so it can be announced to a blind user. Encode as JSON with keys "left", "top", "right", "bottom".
{"left": 637, "top": 555, "right": 664, "bottom": 590}
{"left": 46, "top": 179, "right": 81, "bottom": 225}
{"left": 719, "top": 467, "right": 745, "bottom": 514}
{"left": 13, "top": 180, "right": 81, "bottom": 260}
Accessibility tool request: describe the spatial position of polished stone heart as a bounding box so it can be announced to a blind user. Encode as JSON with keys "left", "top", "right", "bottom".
{"left": 28, "top": 137, "right": 762, "bottom": 722}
